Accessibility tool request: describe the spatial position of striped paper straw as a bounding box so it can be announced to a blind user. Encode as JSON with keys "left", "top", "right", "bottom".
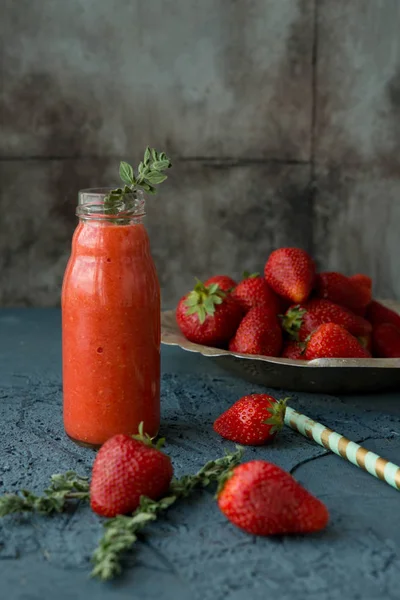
{"left": 285, "top": 406, "right": 400, "bottom": 491}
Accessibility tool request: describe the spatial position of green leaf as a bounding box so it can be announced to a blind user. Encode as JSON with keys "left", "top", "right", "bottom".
{"left": 197, "top": 306, "right": 207, "bottom": 324}
{"left": 145, "top": 172, "right": 168, "bottom": 185}
{"left": 119, "top": 162, "right": 134, "bottom": 185}
{"left": 151, "top": 159, "right": 171, "bottom": 171}
{"left": 207, "top": 283, "right": 219, "bottom": 294}
{"left": 144, "top": 146, "right": 151, "bottom": 164}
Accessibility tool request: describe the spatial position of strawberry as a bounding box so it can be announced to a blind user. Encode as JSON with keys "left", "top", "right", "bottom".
{"left": 176, "top": 280, "right": 242, "bottom": 347}
{"left": 282, "top": 299, "right": 372, "bottom": 342}
{"left": 90, "top": 432, "right": 173, "bottom": 517}
{"left": 231, "top": 272, "right": 280, "bottom": 314}
{"left": 366, "top": 300, "right": 400, "bottom": 330}
{"left": 213, "top": 394, "right": 287, "bottom": 445}
{"left": 204, "top": 275, "right": 237, "bottom": 293}
{"left": 315, "top": 272, "right": 371, "bottom": 313}
{"left": 264, "top": 248, "right": 316, "bottom": 304}
{"left": 217, "top": 460, "right": 329, "bottom": 535}
{"left": 281, "top": 340, "right": 306, "bottom": 360}
{"left": 229, "top": 306, "right": 282, "bottom": 356}
{"left": 372, "top": 323, "right": 400, "bottom": 358}
{"left": 350, "top": 274, "right": 372, "bottom": 292}
{"left": 305, "top": 323, "right": 371, "bottom": 359}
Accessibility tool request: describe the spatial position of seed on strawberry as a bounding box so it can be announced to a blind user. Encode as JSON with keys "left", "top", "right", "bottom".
{"left": 366, "top": 300, "right": 400, "bottom": 330}
{"left": 213, "top": 394, "right": 287, "bottom": 445}
{"left": 315, "top": 272, "right": 371, "bottom": 313}
{"left": 176, "top": 280, "right": 243, "bottom": 347}
{"left": 281, "top": 340, "right": 307, "bottom": 360}
{"left": 90, "top": 432, "right": 173, "bottom": 518}
{"left": 305, "top": 323, "right": 371, "bottom": 360}
{"left": 204, "top": 275, "right": 237, "bottom": 293}
{"left": 229, "top": 306, "right": 282, "bottom": 356}
{"left": 282, "top": 298, "right": 372, "bottom": 342}
{"left": 217, "top": 460, "right": 329, "bottom": 536}
{"left": 372, "top": 323, "right": 400, "bottom": 358}
{"left": 264, "top": 248, "right": 316, "bottom": 304}
{"left": 231, "top": 272, "right": 280, "bottom": 314}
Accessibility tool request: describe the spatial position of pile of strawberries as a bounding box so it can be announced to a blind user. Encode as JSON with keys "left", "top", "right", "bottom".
{"left": 176, "top": 247, "right": 400, "bottom": 359}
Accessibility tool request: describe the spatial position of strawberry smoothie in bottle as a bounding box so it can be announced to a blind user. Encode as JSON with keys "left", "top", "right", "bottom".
{"left": 62, "top": 149, "right": 170, "bottom": 447}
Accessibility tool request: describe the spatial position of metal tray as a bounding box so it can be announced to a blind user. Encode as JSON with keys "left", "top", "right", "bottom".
{"left": 161, "top": 301, "right": 400, "bottom": 394}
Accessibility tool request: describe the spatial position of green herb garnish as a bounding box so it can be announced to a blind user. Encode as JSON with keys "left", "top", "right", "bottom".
{"left": 105, "top": 147, "right": 172, "bottom": 210}
{"left": 0, "top": 471, "right": 89, "bottom": 516}
{"left": 91, "top": 447, "right": 244, "bottom": 581}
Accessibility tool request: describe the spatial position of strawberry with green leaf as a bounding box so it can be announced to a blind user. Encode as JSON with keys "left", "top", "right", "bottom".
{"left": 214, "top": 394, "right": 287, "bottom": 445}
{"left": 90, "top": 425, "right": 174, "bottom": 518}
{"left": 176, "top": 280, "right": 243, "bottom": 347}
{"left": 282, "top": 298, "right": 372, "bottom": 342}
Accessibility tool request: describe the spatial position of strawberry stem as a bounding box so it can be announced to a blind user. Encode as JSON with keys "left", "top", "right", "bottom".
{"left": 184, "top": 280, "right": 226, "bottom": 324}
{"left": 281, "top": 306, "right": 307, "bottom": 340}
{"left": 263, "top": 398, "right": 289, "bottom": 434}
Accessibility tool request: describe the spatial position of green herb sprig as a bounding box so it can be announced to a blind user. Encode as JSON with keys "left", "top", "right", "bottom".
{"left": 105, "top": 147, "right": 171, "bottom": 210}
{"left": 0, "top": 471, "right": 89, "bottom": 517}
{"left": 91, "top": 447, "right": 244, "bottom": 581}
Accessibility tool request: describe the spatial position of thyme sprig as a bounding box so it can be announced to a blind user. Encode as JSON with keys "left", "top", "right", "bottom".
{"left": 91, "top": 447, "right": 244, "bottom": 581}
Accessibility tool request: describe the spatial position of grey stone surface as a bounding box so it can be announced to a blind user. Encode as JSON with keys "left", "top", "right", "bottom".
{"left": 312, "top": 0, "right": 400, "bottom": 293}
{"left": 1, "top": 309, "right": 400, "bottom": 600}
{"left": 0, "top": 0, "right": 313, "bottom": 160}
{"left": 0, "top": 161, "right": 312, "bottom": 307}
{"left": 1, "top": 0, "right": 400, "bottom": 307}
{"left": 316, "top": 0, "right": 400, "bottom": 168}
{"left": 313, "top": 164, "right": 400, "bottom": 299}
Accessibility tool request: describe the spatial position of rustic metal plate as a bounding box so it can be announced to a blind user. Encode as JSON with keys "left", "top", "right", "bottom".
{"left": 161, "top": 301, "right": 400, "bottom": 394}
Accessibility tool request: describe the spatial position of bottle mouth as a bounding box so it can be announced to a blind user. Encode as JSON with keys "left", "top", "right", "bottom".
{"left": 77, "top": 187, "right": 146, "bottom": 221}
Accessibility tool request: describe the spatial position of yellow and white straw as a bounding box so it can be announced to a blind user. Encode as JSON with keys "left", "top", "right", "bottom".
{"left": 285, "top": 406, "right": 400, "bottom": 491}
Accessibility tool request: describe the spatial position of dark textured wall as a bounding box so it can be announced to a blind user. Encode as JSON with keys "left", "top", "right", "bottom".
{"left": 1, "top": 0, "right": 399, "bottom": 307}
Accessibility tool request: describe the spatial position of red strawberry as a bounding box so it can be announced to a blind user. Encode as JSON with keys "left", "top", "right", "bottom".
{"left": 350, "top": 274, "right": 372, "bottom": 292}
{"left": 213, "top": 394, "right": 287, "bottom": 445}
{"left": 229, "top": 306, "right": 282, "bottom": 356}
{"left": 231, "top": 272, "right": 280, "bottom": 314}
{"left": 281, "top": 340, "right": 306, "bottom": 360}
{"left": 372, "top": 323, "right": 400, "bottom": 358}
{"left": 366, "top": 300, "right": 400, "bottom": 330}
{"left": 217, "top": 460, "right": 329, "bottom": 535}
{"left": 90, "top": 433, "right": 173, "bottom": 517}
{"left": 282, "top": 299, "right": 372, "bottom": 342}
{"left": 264, "top": 248, "right": 316, "bottom": 304}
{"left": 315, "top": 272, "right": 371, "bottom": 313}
{"left": 204, "top": 275, "right": 237, "bottom": 293}
{"left": 176, "top": 280, "right": 242, "bottom": 347}
{"left": 305, "top": 323, "right": 371, "bottom": 360}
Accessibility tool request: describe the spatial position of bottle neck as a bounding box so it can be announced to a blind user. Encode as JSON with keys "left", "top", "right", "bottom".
{"left": 77, "top": 188, "right": 146, "bottom": 225}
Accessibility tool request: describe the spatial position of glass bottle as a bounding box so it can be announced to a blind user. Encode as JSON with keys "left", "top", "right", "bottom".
{"left": 62, "top": 189, "right": 160, "bottom": 448}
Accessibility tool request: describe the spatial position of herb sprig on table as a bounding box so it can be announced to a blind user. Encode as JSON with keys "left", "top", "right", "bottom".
{"left": 104, "top": 147, "right": 172, "bottom": 210}
{"left": 0, "top": 472, "right": 89, "bottom": 516}
{"left": 91, "top": 448, "right": 243, "bottom": 580}
{"left": 0, "top": 447, "right": 243, "bottom": 581}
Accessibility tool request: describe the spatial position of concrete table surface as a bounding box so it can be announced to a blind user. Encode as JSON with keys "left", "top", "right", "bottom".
{"left": 0, "top": 309, "right": 400, "bottom": 600}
